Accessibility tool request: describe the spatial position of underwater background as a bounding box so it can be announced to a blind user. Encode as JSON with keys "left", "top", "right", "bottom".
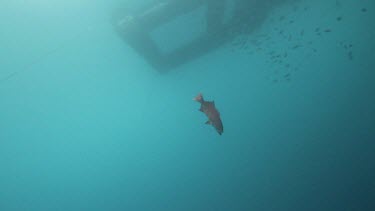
{"left": 1, "top": 0, "right": 374, "bottom": 210}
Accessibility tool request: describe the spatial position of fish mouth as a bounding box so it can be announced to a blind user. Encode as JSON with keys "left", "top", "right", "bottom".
{"left": 193, "top": 93, "right": 203, "bottom": 102}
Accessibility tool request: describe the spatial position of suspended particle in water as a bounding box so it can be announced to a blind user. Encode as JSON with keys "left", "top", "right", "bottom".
{"left": 293, "top": 5, "right": 299, "bottom": 12}
{"left": 335, "top": 0, "right": 341, "bottom": 7}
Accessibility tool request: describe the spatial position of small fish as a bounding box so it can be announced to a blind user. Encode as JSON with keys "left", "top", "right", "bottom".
{"left": 336, "top": 16, "right": 342, "bottom": 21}
{"left": 194, "top": 93, "right": 224, "bottom": 135}
{"left": 291, "top": 44, "right": 300, "bottom": 49}
{"left": 324, "top": 29, "right": 331, "bottom": 32}
{"left": 361, "top": 8, "right": 367, "bottom": 12}
{"left": 348, "top": 51, "right": 353, "bottom": 60}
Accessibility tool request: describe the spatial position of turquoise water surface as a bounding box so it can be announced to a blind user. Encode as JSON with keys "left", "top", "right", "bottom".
{"left": 1, "top": 0, "right": 374, "bottom": 210}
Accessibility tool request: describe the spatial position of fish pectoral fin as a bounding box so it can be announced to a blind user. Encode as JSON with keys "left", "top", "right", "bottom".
{"left": 205, "top": 120, "right": 211, "bottom": 125}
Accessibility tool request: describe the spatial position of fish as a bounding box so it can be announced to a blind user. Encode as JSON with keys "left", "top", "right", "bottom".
{"left": 193, "top": 93, "right": 224, "bottom": 135}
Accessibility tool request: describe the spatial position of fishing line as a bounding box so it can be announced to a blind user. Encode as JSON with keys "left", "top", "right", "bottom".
{"left": 0, "top": 21, "right": 109, "bottom": 86}
{"left": 0, "top": 40, "right": 72, "bottom": 84}
{"left": 0, "top": 0, "right": 342, "bottom": 86}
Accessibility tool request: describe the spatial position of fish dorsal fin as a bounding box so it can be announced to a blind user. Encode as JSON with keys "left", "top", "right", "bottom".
{"left": 207, "top": 101, "right": 215, "bottom": 107}
{"left": 205, "top": 120, "right": 211, "bottom": 125}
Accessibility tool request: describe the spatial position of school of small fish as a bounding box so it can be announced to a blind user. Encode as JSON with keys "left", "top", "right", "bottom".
{"left": 228, "top": 0, "right": 369, "bottom": 84}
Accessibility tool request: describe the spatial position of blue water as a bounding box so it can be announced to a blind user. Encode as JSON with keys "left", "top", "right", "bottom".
{"left": 1, "top": 0, "right": 374, "bottom": 210}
